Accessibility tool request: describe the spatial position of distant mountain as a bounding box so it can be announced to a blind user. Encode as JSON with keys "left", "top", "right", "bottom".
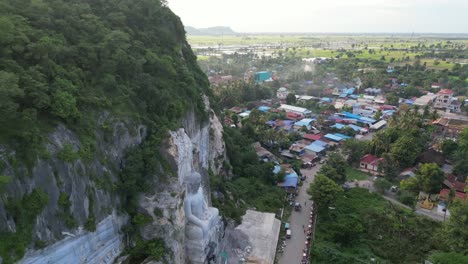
{"left": 185, "top": 26, "right": 237, "bottom": 35}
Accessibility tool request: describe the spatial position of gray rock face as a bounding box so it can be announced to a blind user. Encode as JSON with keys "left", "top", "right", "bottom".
{"left": 142, "top": 107, "right": 226, "bottom": 263}
{"left": 0, "top": 118, "right": 145, "bottom": 263}
{"left": 0, "top": 102, "right": 227, "bottom": 264}
{"left": 20, "top": 213, "right": 127, "bottom": 264}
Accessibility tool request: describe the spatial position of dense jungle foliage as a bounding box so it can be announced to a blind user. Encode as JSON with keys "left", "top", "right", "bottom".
{"left": 0, "top": 0, "right": 209, "bottom": 166}
{"left": 0, "top": 0, "right": 210, "bottom": 262}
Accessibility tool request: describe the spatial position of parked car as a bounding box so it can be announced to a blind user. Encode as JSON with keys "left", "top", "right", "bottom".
{"left": 286, "top": 229, "right": 292, "bottom": 238}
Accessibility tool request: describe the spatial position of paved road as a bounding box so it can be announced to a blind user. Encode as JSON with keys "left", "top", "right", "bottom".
{"left": 278, "top": 165, "right": 321, "bottom": 264}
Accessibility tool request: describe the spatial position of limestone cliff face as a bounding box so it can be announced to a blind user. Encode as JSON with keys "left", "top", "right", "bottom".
{"left": 0, "top": 114, "right": 146, "bottom": 263}
{"left": 139, "top": 99, "right": 226, "bottom": 263}
{"left": 0, "top": 103, "right": 226, "bottom": 264}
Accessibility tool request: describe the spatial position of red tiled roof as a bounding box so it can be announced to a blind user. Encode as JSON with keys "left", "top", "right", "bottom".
{"left": 438, "top": 89, "right": 454, "bottom": 95}
{"left": 303, "top": 134, "right": 322, "bottom": 141}
{"left": 439, "top": 188, "right": 467, "bottom": 201}
{"left": 453, "top": 181, "right": 467, "bottom": 193}
{"left": 380, "top": 105, "right": 396, "bottom": 110}
{"left": 361, "top": 154, "right": 378, "bottom": 164}
{"left": 287, "top": 112, "right": 302, "bottom": 119}
{"left": 447, "top": 175, "right": 457, "bottom": 183}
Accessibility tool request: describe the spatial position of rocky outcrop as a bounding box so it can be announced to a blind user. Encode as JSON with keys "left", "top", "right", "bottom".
{"left": 139, "top": 102, "right": 226, "bottom": 264}
{"left": 1, "top": 99, "right": 226, "bottom": 264}
{"left": 0, "top": 117, "right": 146, "bottom": 263}
{"left": 20, "top": 213, "right": 127, "bottom": 264}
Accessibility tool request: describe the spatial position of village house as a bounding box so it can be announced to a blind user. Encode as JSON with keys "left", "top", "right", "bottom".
{"left": 279, "top": 104, "right": 312, "bottom": 117}
{"left": 293, "top": 118, "right": 315, "bottom": 131}
{"left": 252, "top": 142, "right": 276, "bottom": 162}
{"left": 443, "top": 175, "right": 467, "bottom": 193}
{"left": 439, "top": 189, "right": 467, "bottom": 202}
{"left": 359, "top": 154, "right": 384, "bottom": 174}
{"left": 364, "top": 88, "right": 381, "bottom": 95}
{"left": 432, "top": 117, "right": 468, "bottom": 140}
{"left": 413, "top": 93, "right": 437, "bottom": 107}
{"left": 276, "top": 87, "right": 289, "bottom": 100}
{"left": 273, "top": 165, "right": 299, "bottom": 193}
{"left": 303, "top": 134, "right": 322, "bottom": 142}
{"left": 289, "top": 142, "right": 307, "bottom": 156}
{"left": 433, "top": 89, "right": 455, "bottom": 110}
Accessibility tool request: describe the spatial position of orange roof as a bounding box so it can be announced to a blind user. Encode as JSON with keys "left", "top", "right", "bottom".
{"left": 438, "top": 89, "right": 454, "bottom": 95}
{"left": 303, "top": 134, "right": 322, "bottom": 141}
{"left": 361, "top": 154, "right": 378, "bottom": 164}
{"left": 439, "top": 188, "right": 467, "bottom": 201}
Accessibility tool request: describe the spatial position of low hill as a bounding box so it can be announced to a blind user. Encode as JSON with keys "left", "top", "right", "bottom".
{"left": 185, "top": 26, "right": 237, "bottom": 35}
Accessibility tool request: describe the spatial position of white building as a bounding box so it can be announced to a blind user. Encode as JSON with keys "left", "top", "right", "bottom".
{"left": 434, "top": 89, "right": 454, "bottom": 109}
{"left": 414, "top": 93, "right": 437, "bottom": 107}
{"left": 279, "top": 104, "right": 312, "bottom": 117}
{"left": 353, "top": 105, "right": 377, "bottom": 118}
{"left": 277, "top": 87, "right": 289, "bottom": 100}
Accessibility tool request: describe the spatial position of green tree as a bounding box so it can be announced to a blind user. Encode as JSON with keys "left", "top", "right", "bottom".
{"left": 331, "top": 215, "right": 364, "bottom": 245}
{"left": 308, "top": 174, "right": 343, "bottom": 210}
{"left": 324, "top": 152, "right": 347, "bottom": 177}
{"left": 341, "top": 126, "right": 356, "bottom": 137}
{"left": 440, "top": 200, "right": 468, "bottom": 254}
{"left": 373, "top": 110, "right": 382, "bottom": 120}
{"left": 390, "top": 135, "right": 421, "bottom": 169}
{"left": 342, "top": 139, "right": 371, "bottom": 166}
{"left": 415, "top": 163, "right": 445, "bottom": 194}
{"left": 0, "top": 175, "right": 12, "bottom": 193}
{"left": 429, "top": 252, "right": 468, "bottom": 264}
{"left": 386, "top": 93, "right": 399, "bottom": 105}
{"left": 318, "top": 165, "right": 344, "bottom": 184}
{"left": 374, "top": 178, "right": 392, "bottom": 194}
{"left": 51, "top": 91, "right": 79, "bottom": 120}
{"left": 0, "top": 71, "right": 23, "bottom": 123}
{"left": 453, "top": 128, "right": 468, "bottom": 176}
{"left": 441, "top": 140, "right": 458, "bottom": 157}
{"left": 286, "top": 92, "right": 297, "bottom": 105}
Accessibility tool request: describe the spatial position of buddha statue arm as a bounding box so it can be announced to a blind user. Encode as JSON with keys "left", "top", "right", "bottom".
{"left": 184, "top": 200, "right": 207, "bottom": 231}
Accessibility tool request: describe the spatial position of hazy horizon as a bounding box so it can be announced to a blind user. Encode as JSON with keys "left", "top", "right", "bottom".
{"left": 167, "top": 0, "right": 468, "bottom": 34}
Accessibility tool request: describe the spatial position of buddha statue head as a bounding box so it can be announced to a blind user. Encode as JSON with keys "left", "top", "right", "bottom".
{"left": 186, "top": 171, "right": 202, "bottom": 195}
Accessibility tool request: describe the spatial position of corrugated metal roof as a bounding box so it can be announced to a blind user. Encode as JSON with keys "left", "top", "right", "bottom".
{"left": 305, "top": 144, "right": 325, "bottom": 153}
{"left": 324, "top": 134, "right": 343, "bottom": 142}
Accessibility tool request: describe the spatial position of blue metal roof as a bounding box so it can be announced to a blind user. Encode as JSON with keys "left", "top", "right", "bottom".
{"left": 278, "top": 177, "right": 298, "bottom": 188}
{"left": 339, "top": 93, "right": 348, "bottom": 98}
{"left": 312, "top": 140, "right": 328, "bottom": 147}
{"left": 305, "top": 144, "right": 325, "bottom": 153}
{"left": 285, "top": 172, "right": 298, "bottom": 179}
{"left": 347, "top": 124, "right": 362, "bottom": 131}
{"left": 333, "top": 133, "right": 352, "bottom": 139}
{"left": 346, "top": 88, "right": 356, "bottom": 95}
{"left": 324, "top": 134, "right": 343, "bottom": 142}
{"left": 258, "top": 106, "right": 271, "bottom": 112}
{"left": 358, "top": 117, "right": 376, "bottom": 124}
{"left": 332, "top": 123, "right": 346, "bottom": 129}
{"left": 341, "top": 111, "right": 362, "bottom": 120}
{"left": 321, "top": 97, "right": 333, "bottom": 102}
{"left": 294, "top": 118, "right": 315, "bottom": 127}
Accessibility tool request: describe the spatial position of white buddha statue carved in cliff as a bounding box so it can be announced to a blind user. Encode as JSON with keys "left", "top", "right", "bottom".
{"left": 184, "top": 171, "right": 220, "bottom": 242}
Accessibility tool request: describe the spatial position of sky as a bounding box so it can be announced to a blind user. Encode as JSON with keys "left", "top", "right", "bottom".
{"left": 166, "top": 0, "right": 468, "bottom": 33}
